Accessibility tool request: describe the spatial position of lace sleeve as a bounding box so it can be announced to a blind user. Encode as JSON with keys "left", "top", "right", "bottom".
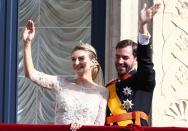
{"left": 30, "top": 69, "right": 60, "bottom": 92}
{"left": 94, "top": 87, "right": 109, "bottom": 125}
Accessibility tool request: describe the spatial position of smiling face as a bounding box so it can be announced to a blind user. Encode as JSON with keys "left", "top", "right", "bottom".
{"left": 115, "top": 46, "right": 137, "bottom": 76}
{"left": 71, "top": 50, "right": 93, "bottom": 77}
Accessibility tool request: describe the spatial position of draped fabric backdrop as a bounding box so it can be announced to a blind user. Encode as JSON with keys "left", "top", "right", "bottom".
{"left": 17, "top": 0, "right": 91, "bottom": 124}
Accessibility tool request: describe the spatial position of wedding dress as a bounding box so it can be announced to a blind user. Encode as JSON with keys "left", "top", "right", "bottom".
{"left": 30, "top": 70, "right": 108, "bottom": 125}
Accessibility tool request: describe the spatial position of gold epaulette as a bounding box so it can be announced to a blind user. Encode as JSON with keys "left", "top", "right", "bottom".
{"left": 106, "top": 79, "right": 116, "bottom": 87}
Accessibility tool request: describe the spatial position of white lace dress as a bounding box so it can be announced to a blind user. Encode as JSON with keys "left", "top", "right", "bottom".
{"left": 30, "top": 70, "right": 109, "bottom": 125}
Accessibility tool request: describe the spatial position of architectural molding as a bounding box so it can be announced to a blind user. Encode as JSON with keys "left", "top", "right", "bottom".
{"left": 105, "top": 0, "right": 121, "bottom": 83}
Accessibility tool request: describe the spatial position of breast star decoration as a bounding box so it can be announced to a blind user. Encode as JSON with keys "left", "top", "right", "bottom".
{"left": 122, "top": 86, "right": 132, "bottom": 96}
{"left": 122, "top": 99, "right": 134, "bottom": 111}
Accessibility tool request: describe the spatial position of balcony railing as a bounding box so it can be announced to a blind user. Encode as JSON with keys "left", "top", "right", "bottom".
{"left": 0, "top": 124, "right": 188, "bottom": 131}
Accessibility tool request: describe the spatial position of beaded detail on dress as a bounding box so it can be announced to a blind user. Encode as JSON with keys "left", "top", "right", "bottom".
{"left": 30, "top": 70, "right": 108, "bottom": 125}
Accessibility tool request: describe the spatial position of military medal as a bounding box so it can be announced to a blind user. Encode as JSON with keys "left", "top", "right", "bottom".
{"left": 122, "top": 99, "right": 134, "bottom": 111}
{"left": 122, "top": 86, "right": 132, "bottom": 96}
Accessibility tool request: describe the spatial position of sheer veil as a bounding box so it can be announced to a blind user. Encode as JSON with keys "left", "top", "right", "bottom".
{"left": 94, "top": 66, "right": 104, "bottom": 86}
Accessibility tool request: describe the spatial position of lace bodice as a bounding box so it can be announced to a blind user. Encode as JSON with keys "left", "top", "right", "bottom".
{"left": 30, "top": 70, "right": 109, "bottom": 125}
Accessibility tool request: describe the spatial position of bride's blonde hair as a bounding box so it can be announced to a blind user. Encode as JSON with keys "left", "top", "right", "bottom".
{"left": 72, "top": 42, "right": 102, "bottom": 84}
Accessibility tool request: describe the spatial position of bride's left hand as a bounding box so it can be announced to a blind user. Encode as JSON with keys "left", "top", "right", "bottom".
{"left": 70, "top": 122, "right": 82, "bottom": 131}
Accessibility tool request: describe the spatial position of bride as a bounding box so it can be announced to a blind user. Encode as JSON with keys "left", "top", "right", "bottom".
{"left": 23, "top": 20, "right": 108, "bottom": 131}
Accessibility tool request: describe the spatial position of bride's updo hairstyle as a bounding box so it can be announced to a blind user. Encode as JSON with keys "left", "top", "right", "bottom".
{"left": 72, "top": 42, "right": 103, "bottom": 85}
